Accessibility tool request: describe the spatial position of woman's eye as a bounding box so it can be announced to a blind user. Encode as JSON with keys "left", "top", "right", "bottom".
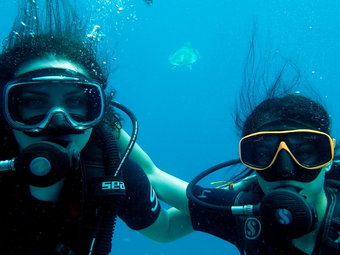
{"left": 258, "top": 151, "right": 271, "bottom": 159}
{"left": 20, "top": 97, "right": 47, "bottom": 108}
{"left": 65, "top": 97, "right": 87, "bottom": 108}
{"left": 294, "top": 144, "right": 317, "bottom": 161}
{"left": 255, "top": 147, "right": 273, "bottom": 163}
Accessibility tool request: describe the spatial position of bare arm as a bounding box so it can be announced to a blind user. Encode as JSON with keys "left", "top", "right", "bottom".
{"left": 116, "top": 129, "right": 195, "bottom": 241}
{"left": 117, "top": 129, "right": 190, "bottom": 215}
{"left": 140, "top": 208, "right": 194, "bottom": 242}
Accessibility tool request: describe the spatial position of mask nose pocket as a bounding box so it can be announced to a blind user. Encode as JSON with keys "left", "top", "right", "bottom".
{"left": 275, "top": 150, "right": 296, "bottom": 178}
{"left": 46, "top": 111, "right": 72, "bottom": 129}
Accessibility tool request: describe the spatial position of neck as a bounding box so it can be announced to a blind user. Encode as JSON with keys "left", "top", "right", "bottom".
{"left": 292, "top": 188, "right": 328, "bottom": 254}
{"left": 314, "top": 187, "right": 328, "bottom": 218}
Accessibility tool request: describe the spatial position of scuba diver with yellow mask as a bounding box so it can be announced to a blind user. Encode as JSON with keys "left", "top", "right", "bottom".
{"left": 186, "top": 94, "right": 340, "bottom": 254}
{"left": 124, "top": 54, "right": 340, "bottom": 255}
{"left": 129, "top": 92, "right": 340, "bottom": 254}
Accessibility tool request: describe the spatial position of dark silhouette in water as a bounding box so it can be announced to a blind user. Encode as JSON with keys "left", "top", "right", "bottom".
{"left": 144, "top": 0, "right": 153, "bottom": 5}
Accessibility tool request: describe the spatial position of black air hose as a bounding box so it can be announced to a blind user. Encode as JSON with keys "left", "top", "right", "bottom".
{"left": 89, "top": 101, "right": 138, "bottom": 255}
{"left": 89, "top": 123, "right": 121, "bottom": 255}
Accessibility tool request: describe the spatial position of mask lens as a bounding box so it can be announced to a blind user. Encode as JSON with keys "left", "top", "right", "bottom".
{"left": 287, "top": 132, "right": 332, "bottom": 168}
{"left": 70, "top": 83, "right": 103, "bottom": 123}
{"left": 5, "top": 81, "right": 104, "bottom": 130}
{"left": 240, "top": 134, "right": 280, "bottom": 169}
{"left": 240, "top": 130, "right": 333, "bottom": 170}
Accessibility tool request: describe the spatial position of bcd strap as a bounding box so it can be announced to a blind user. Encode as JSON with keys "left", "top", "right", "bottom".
{"left": 319, "top": 180, "right": 340, "bottom": 254}
{"left": 80, "top": 123, "right": 123, "bottom": 255}
{"left": 85, "top": 124, "right": 126, "bottom": 198}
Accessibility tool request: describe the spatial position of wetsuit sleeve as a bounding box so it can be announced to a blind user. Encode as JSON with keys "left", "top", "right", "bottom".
{"left": 188, "top": 185, "right": 240, "bottom": 243}
{"left": 117, "top": 159, "right": 160, "bottom": 230}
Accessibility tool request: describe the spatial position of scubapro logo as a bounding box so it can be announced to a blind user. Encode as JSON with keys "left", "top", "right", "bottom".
{"left": 244, "top": 217, "right": 261, "bottom": 240}
{"left": 275, "top": 208, "right": 293, "bottom": 225}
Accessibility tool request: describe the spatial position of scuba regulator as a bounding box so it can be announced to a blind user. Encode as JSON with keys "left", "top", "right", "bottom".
{"left": 187, "top": 159, "right": 320, "bottom": 239}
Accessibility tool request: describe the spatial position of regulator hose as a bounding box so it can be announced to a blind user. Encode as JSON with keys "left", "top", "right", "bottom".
{"left": 89, "top": 101, "right": 138, "bottom": 255}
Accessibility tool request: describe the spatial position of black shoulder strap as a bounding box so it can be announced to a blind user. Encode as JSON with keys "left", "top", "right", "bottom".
{"left": 81, "top": 124, "right": 124, "bottom": 195}
{"left": 318, "top": 181, "right": 340, "bottom": 254}
{"left": 77, "top": 124, "right": 122, "bottom": 255}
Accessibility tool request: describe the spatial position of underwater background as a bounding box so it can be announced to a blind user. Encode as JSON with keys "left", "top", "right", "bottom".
{"left": 1, "top": 0, "right": 340, "bottom": 254}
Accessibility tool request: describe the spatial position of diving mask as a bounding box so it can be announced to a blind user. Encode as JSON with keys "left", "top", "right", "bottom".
{"left": 2, "top": 68, "right": 105, "bottom": 132}
{"left": 239, "top": 129, "right": 335, "bottom": 171}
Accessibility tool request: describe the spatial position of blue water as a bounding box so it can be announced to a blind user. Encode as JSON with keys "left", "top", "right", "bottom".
{"left": 2, "top": 0, "right": 340, "bottom": 254}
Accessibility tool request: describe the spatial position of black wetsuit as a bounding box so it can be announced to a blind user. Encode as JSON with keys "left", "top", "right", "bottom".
{"left": 0, "top": 159, "right": 160, "bottom": 254}
{"left": 189, "top": 180, "right": 340, "bottom": 255}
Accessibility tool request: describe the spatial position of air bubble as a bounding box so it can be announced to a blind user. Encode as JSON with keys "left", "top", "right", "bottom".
{"left": 86, "top": 25, "right": 105, "bottom": 41}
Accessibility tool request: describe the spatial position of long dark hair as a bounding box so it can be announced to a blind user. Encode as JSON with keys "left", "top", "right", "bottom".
{"left": 229, "top": 33, "right": 331, "bottom": 183}
{"left": 234, "top": 33, "right": 330, "bottom": 137}
{"left": 0, "top": 0, "right": 121, "bottom": 159}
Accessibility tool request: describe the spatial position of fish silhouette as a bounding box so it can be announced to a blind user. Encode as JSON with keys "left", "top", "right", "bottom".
{"left": 144, "top": 0, "right": 153, "bottom": 5}
{"left": 169, "top": 42, "right": 200, "bottom": 69}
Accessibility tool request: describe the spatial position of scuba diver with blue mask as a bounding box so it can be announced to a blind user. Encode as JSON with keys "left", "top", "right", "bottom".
{"left": 0, "top": 1, "right": 164, "bottom": 254}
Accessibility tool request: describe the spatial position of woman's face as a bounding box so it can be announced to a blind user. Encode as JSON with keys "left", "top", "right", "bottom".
{"left": 12, "top": 56, "right": 93, "bottom": 156}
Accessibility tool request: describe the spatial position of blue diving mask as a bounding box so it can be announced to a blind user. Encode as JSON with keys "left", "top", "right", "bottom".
{"left": 2, "top": 68, "right": 105, "bottom": 132}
